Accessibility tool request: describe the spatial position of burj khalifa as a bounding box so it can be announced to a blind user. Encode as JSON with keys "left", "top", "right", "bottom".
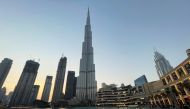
{"left": 76, "top": 9, "right": 97, "bottom": 103}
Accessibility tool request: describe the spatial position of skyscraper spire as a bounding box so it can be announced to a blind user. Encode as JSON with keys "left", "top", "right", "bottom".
{"left": 86, "top": 7, "right": 90, "bottom": 25}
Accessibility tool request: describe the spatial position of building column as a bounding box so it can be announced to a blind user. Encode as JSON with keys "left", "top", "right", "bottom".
{"left": 182, "top": 66, "right": 188, "bottom": 75}
{"left": 175, "top": 71, "right": 180, "bottom": 79}
{"left": 170, "top": 74, "right": 174, "bottom": 82}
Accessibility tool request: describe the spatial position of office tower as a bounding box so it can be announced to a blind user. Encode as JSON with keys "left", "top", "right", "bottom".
{"left": 9, "top": 60, "right": 39, "bottom": 106}
{"left": 64, "top": 71, "right": 77, "bottom": 100}
{"left": 28, "top": 85, "right": 40, "bottom": 105}
{"left": 41, "top": 76, "right": 52, "bottom": 102}
{"left": 0, "top": 58, "right": 13, "bottom": 88}
{"left": 134, "top": 75, "right": 148, "bottom": 93}
{"left": 154, "top": 51, "right": 173, "bottom": 78}
{"left": 134, "top": 75, "right": 148, "bottom": 86}
{"left": 52, "top": 57, "right": 67, "bottom": 102}
{"left": 76, "top": 8, "right": 97, "bottom": 103}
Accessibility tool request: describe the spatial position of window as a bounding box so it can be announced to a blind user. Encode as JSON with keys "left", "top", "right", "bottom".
{"left": 183, "top": 79, "right": 190, "bottom": 91}
{"left": 184, "top": 63, "right": 190, "bottom": 74}
{"left": 171, "top": 73, "right": 178, "bottom": 80}
{"left": 166, "top": 76, "right": 172, "bottom": 83}
{"left": 177, "top": 83, "right": 186, "bottom": 95}
{"left": 177, "top": 68, "right": 185, "bottom": 77}
{"left": 162, "top": 79, "right": 167, "bottom": 85}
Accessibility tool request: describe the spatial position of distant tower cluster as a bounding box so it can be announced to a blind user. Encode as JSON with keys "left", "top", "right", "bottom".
{"left": 41, "top": 76, "right": 52, "bottom": 102}
{"left": 154, "top": 51, "right": 173, "bottom": 78}
{"left": 0, "top": 58, "right": 13, "bottom": 89}
{"left": 52, "top": 57, "right": 67, "bottom": 102}
{"left": 9, "top": 60, "right": 40, "bottom": 106}
{"left": 6, "top": 8, "right": 98, "bottom": 107}
{"left": 76, "top": 9, "right": 97, "bottom": 103}
{"left": 64, "top": 71, "right": 77, "bottom": 100}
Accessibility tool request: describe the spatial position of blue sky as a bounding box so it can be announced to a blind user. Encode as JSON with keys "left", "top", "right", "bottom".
{"left": 0, "top": 0, "right": 190, "bottom": 99}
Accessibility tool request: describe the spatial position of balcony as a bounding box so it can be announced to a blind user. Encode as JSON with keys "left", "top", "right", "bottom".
{"left": 171, "top": 72, "right": 178, "bottom": 81}
{"left": 177, "top": 68, "right": 185, "bottom": 78}
{"left": 166, "top": 76, "right": 172, "bottom": 83}
{"left": 176, "top": 83, "right": 186, "bottom": 96}
{"left": 183, "top": 79, "right": 190, "bottom": 92}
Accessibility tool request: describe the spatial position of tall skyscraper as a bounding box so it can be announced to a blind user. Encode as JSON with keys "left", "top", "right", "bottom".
{"left": 76, "top": 9, "right": 97, "bottom": 103}
{"left": 64, "top": 71, "right": 76, "bottom": 100}
{"left": 9, "top": 60, "right": 39, "bottom": 106}
{"left": 41, "top": 76, "right": 52, "bottom": 102}
{"left": 28, "top": 85, "right": 40, "bottom": 105}
{"left": 154, "top": 51, "right": 173, "bottom": 78}
{"left": 0, "top": 58, "right": 13, "bottom": 89}
{"left": 52, "top": 57, "right": 67, "bottom": 102}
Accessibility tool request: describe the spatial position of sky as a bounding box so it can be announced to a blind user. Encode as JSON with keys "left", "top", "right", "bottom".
{"left": 0, "top": 0, "right": 190, "bottom": 100}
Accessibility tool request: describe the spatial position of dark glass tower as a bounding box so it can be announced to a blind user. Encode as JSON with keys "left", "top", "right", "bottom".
{"left": 52, "top": 57, "right": 67, "bottom": 102}
{"left": 9, "top": 60, "right": 39, "bottom": 107}
{"left": 0, "top": 58, "right": 13, "bottom": 89}
{"left": 64, "top": 71, "right": 76, "bottom": 100}
{"left": 28, "top": 85, "right": 40, "bottom": 105}
{"left": 41, "top": 76, "right": 52, "bottom": 102}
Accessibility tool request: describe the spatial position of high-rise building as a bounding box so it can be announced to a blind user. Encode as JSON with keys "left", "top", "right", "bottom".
{"left": 64, "top": 71, "right": 76, "bottom": 100}
{"left": 154, "top": 51, "right": 173, "bottom": 78}
{"left": 9, "top": 60, "right": 39, "bottom": 107}
{"left": 41, "top": 76, "right": 52, "bottom": 102}
{"left": 76, "top": 8, "right": 97, "bottom": 103}
{"left": 28, "top": 85, "right": 40, "bottom": 105}
{"left": 52, "top": 57, "right": 67, "bottom": 102}
{"left": 134, "top": 75, "right": 148, "bottom": 86}
{"left": 0, "top": 58, "right": 13, "bottom": 89}
{"left": 134, "top": 75, "right": 148, "bottom": 93}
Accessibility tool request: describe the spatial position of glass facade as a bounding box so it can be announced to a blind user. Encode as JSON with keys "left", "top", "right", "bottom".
{"left": 134, "top": 75, "right": 148, "bottom": 86}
